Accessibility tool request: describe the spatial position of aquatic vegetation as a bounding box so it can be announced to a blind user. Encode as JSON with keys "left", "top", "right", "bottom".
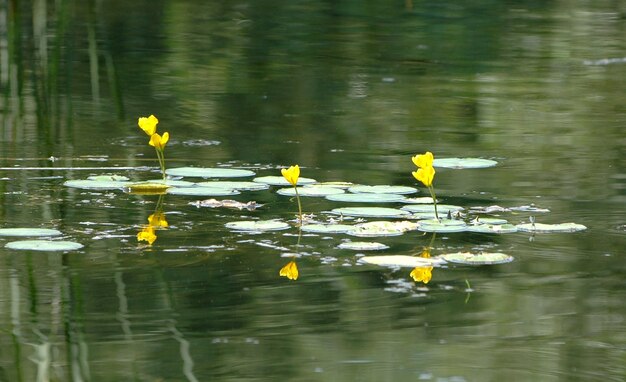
{"left": 411, "top": 151, "right": 439, "bottom": 221}
{"left": 137, "top": 195, "right": 168, "bottom": 245}
{"left": 281, "top": 165, "right": 304, "bottom": 225}
{"left": 138, "top": 114, "right": 169, "bottom": 180}
{"left": 5, "top": 240, "right": 84, "bottom": 251}
{"left": 137, "top": 226, "right": 157, "bottom": 245}
{"left": 410, "top": 248, "right": 434, "bottom": 284}
{"left": 279, "top": 260, "right": 299, "bottom": 280}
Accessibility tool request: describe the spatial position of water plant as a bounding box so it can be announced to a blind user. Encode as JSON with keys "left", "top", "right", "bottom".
{"left": 411, "top": 151, "right": 439, "bottom": 221}
{"left": 280, "top": 165, "right": 303, "bottom": 225}
{"left": 137, "top": 194, "right": 168, "bottom": 245}
{"left": 279, "top": 260, "right": 299, "bottom": 281}
{"left": 138, "top": 114, "right": 170, "bottom": 180}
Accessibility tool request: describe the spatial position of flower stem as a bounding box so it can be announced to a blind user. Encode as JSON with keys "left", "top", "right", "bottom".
{"left": 293, "top": 186, "right": 303, "bottom": 226}
{"left": 428, "top": 186, "right": 439, "bottom": 221}
{"left": 155, "top": 148, "right": 166, "bottom": 180}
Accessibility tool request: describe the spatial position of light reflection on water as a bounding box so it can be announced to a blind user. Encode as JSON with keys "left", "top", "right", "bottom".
{"left": 1, "top": 0, "right": 625, "bottom": 381}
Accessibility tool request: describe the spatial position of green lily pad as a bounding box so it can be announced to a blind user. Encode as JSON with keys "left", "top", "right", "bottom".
{"left": 0, "top": 228, "right": 63, "bottom": 237}
{"left": 348, "top": 185, "right": 418, "bottom": 195}
{"left": 403, "top": 197, "right": 437, "bottom": 204}
{"left": 277, "top": 186, "right": 345, "bottom": 197}
{"left": 87, "top": 175, "right": 130, "bottom": 181}
{"left": 300, "top": 224, "right": 355, "bottom": 234}
{"left": 252, "top": 176, "right": 317, "bottom": 186}
{"left": 309, "top": 181, "right": 354, "bottom": 189}
{"left": 401, "top": 204, "right": 464, "bottom": 213}
{"left": 167, "top": 187, "right": 240, "bottom": 196}
{"left": 125, "top": 183, "right": 171, "bottom": 194}
{"left": 326, "top": 193, "right": 406, "bottom": 203}
{"left": 139, "top": 179, "right": 196, "bottom": 187}
{"left": 471, "top": 217, "right": 508, "bottom": 225}
{"left": 330, "top": 207, "right": 411, "bottom": 218}
{"left": 360, "top": 255, "right": 441, "bottom": 268}
{"left": 224, "top": 220, "right": 290, "bottom": 231}
{"left": 418, "top": 219, "right": 467, "bottom": 233}
{"left": 441, "top": 252, "right": 513, "bottom": 265}
{"left": 349, "top": 220, "right": 419, "bottom": 237}
{"left": 197, "top": 181, "right": 269, "bottom": 191}
{"left": 466, "top": 224, "right": 518, "bottom": 234}
{"left": 516, "top": 222, "right": 587, "bottom": 233}
{"left": 337, "top": 241, "right": 389, "bottom": 251}
{"left": 63, "top": 179, "right": 129, "bottom": 190}
{"left": 433, "top": 158, "right": 498, "bottom": 169}
{"left": 165, "top": 167, "right": 255, "bottom": 178}
{"left": 5, "top": 240, "right": 84, "bottom": 251}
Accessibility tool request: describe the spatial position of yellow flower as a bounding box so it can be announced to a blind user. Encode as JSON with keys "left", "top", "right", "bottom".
{"left": 138, "top": 115, "right": 159, "bottom": 136}
{"left": 412, "top": 151, "right": 434, "bottom": 169}
{"left": 149, "top": 132, "right": 169, "bottom": 150}
{"left": 148, "top": 212, "right": 169, "bottom": 228}
{"left": 281, "top": 165, "right": 300, "bottom": 186}
{"left": 137, "top": 226, "right": 157, "bottom": 245}
{"left": 279, "top": 260, "right": 299, "bottom": 280}
{"left": 412, "top": 165, "right": 435, "bottom": 187}
{"left": 420, "top": 248, "right": 431, "bottom": 258}
{"left": 410, "top": 266, "right": 433, "bottom": 284}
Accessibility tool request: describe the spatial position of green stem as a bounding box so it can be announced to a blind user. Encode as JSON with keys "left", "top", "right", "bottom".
{"left": 293, "top": 186, "right": 303, "bottom": 226}
{"left": 428, "top": 185, "right": 439, "bottom": 221}
{"left": 155, "top": 148, "right": 166, "bottom": 180}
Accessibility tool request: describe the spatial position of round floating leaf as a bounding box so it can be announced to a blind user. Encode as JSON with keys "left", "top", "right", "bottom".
{"left": 471, "top": 217, "right": 508, "bottom": 225}
{"left": 360, "top": 255, "right": 441, "bottom": 268}
{"left": 403, "top": 197, "right": 437, "bottom": 204}
{"left": 167, "top": 187, "right": 239, "bottom": 196}
{"left": 348, "top": 185, "right": 417, "bottom": 195}
{"left": 509, "top": 205, "right": 551, "bottom": 213}
{"left": 326, "top": 193, "right": 406, "bottom": 203}
{"left": 309, "top": 181, "right": 354, "bottom": 189}
{"left": 87, "top": 175, "right": 130, "bottom": 181}
{"left": 5, "top": 240, "right": 84, "bottom": 251}
{"left": 140, "top": 179, "right": 196, "bottom": 187}
{"left": 300, "top": 224, "right": 355, "bottom": 234}
{"left": 0, "top": 228, "right": 62, "bottom": 237}
{"left": 418, "top": 219, "right": 467, "bottom": 233}
{"left": 401, "top": 204, "right": 463, "bottom": 213}
{"left": 277, "top": 187, "right": 345, "bottom": 197}
{"left": 337, "top": 241, "right": 389, "bottom": 251}
{"left": 349, "top": 220, "right": 419, "bottom": 237}
{"left": 225, "top": 220, "right": 290, "bottom": 231}
{"left": 433, "top": 158, "right": 498, "bottom": 169}
{"left": 516, "top": 222, "right": 587, "bottom": 233}
{"left": 330, "top": 207, "right": 411, "bottom": 218}
{"left": 126, "top": 182, "right": 171, "bottom": 194}
{"left": 252, "top": 176, "right": 317, "bottom": 186}
{"left": 197, "top": 181, "right": 269, "bottom": 191}
{"left": 63, "top": 179, "right": 129, "bottom": 190}
{"left": 165, "top": 167, "right": 255, "bottom": 178}
{"left": 441, "top": 252, "right": 513, "bottom": 265}
{"left": 466, "top": 224, "right": 518, "bottom": 234}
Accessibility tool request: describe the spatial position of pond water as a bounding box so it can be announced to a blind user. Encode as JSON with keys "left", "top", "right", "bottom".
{"left": 1, "top": 1, "right": 625, "bottom": 381}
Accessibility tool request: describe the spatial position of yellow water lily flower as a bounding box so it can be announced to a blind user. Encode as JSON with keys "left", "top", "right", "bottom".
{"left": 138, "top": 115, "right": 159, "bottom": 136}
{"left": 410, "top": 266, "right": 433, "bottom": 284}
{"left": 148, "top": 212, "right": 169, "bottom": 228}
{"left": 412, "top": 165, "right": 435, "bottom": 187}
{"left": 149, "top": 132, "right": 169, "bottom": 151}
{"left": 412, "top": 151, "right": 434, "bottom": 169}
{"left": 281, "top": 165, "right": 300, "bottom": 186}
{"left": 279, "top": 260, "right": 299, "bottom": 280}
{"left": 137, "top": 226, "right": 157, "bottom": 245}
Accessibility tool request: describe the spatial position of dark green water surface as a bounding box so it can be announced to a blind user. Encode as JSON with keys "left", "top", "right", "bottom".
{"left": 1, "top": 1, "right": 625, "bottom": 381}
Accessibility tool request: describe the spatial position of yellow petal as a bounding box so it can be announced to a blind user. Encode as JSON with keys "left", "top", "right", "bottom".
{"left": 279, "top": 260, "right": 299, "bottom": 280}
{"left": 137, "top": 226, "right": 157, "bottom": 245}
{"left": 410, "top": 266, "right": 433, "bottom": 284}
{"left": 138, "top": 115, "right": 158, "bottom": 136}
{"left": 148, "top": 213, "right": 169, "bottom": 228}
{"left": 161, "top": 132, "right": 169, "bottom": 145}
{"left": 280, "top": 165, "right": 300, "bottom": 186}
{"left": 149, "top": 133, "right": 167, "bottom": 150}
{"left": 412, "top": 151, "right": 434, "bottom": 169}
{"left": 412, "top": 165, "right": 435, "bottom": 187}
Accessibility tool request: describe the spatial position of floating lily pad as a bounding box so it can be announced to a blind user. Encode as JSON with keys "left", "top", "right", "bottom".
{"left": 167, "top": 187, "right": 239, "bottom": 196}
{"left": 417, "top": 219, "right": 467, "bottom": 233}
{"left": 337, "top": 241, "right": 389, "bottom": 251}
{"left": 403, "top": 197, "right": 437, "bottom": 204}
{"left": 125, "top": 182, "right": 171, "bottom": 194}
{"left": 63, "top": 179, "right": 129, "bottom": 190}
{"left": 252, "top": 176, "right": 317, "bottom": 186}
{"left": 433, "top": 158, "right": 498, "bottom": 169}
{"left": 300, "top": 224, "right": 355, "bottom": 234}
{"left": 441, "top": 252, "right": 513, "bottom": 265}
{"left": 189, "top": 199, "right": 261, "bottom": 210}
{"left": 326, "top": 193, "right": 406, "bottom": 203}
{"left": 165, "top": 167, "right": 255, "bottom": 178}
{"left": 0, "top": 228, "right": 63, "bottom": 237}
{"left": 349, "top": 220, "right": 419, "bottom": 237}
{"left": 401, "top": 204, "right": 464, "bottom": 213}
{"left": 516, "top": 222, "right": 587, "bottom": 233}
{"left": 309, "top": 181, "right": 354, "bottom": 189}
{"left": 348, "top": 185, "right": 417, "bottom": 195}
{"left": 197, "top": 181, "right": 269, "bottom": 191}
{"left": 277, "top": 187, "right": 345, "bottom": 197}
{"left": 330, "top": 207, "right": 411, "bottom": 218}
{"left": 360, "top": 255, "right": 441, "bottom": 268}
{"left": 224, "top": 220, "right": 290, "bottom": 231}
{"left": 471, "top": 217, "right": 508, "bottom": 225}
{"left": 5, "top": 240, "right": 84, "bottom": 251}
{"left": 509, "top": 205, "right": 551, "bottom": 213}
{"left": 87, "top": 175, "right": 130, "bottom": 181}
{"left": 466, "top": 224, "right": 518, "bottom": 234}
{"left": 139, "top": 179, "right": 196, "bottom": 187}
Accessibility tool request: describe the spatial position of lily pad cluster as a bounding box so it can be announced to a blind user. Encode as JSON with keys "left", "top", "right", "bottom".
{"left": 1, "top": 227, "right": 83, "bottom": 251}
